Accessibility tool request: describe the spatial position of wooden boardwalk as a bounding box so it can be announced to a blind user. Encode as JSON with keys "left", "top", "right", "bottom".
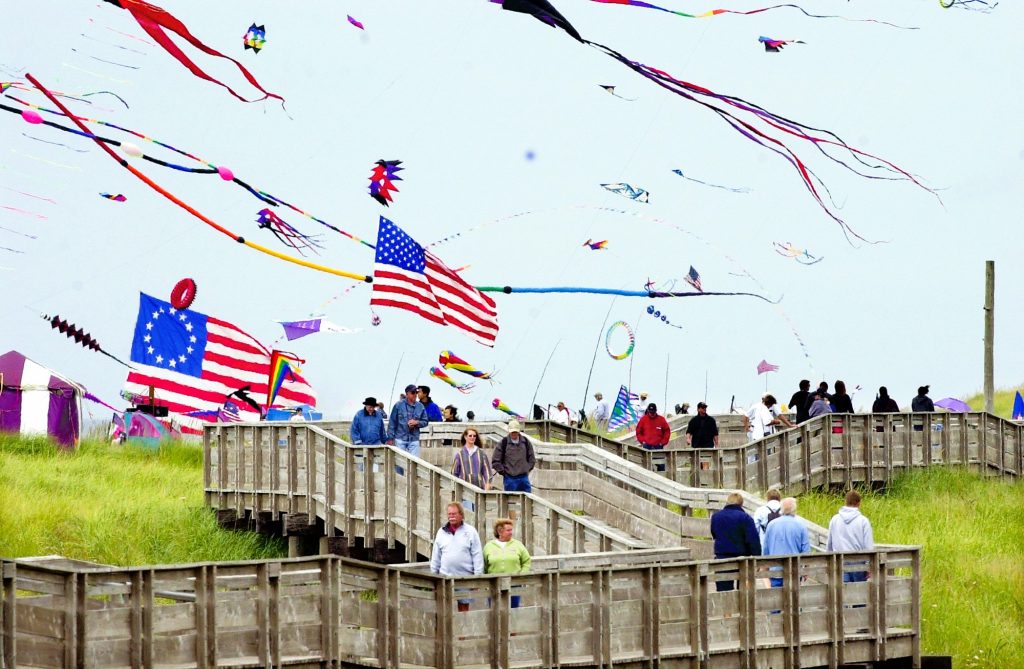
{"left": 9, "top": 409, "right": 1015, "bottom": 667}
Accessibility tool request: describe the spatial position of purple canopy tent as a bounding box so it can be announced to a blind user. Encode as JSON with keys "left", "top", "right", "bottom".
{"left": 934, "top": 397, "right": 972, "bottom": 413}
{"left": 0, "top": 350, "right": 85, "bottom": 448}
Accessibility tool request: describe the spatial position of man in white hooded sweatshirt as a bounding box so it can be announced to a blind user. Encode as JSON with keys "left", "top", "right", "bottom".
{"left": 827, "top": 490, "right": 874, "bottom": 582}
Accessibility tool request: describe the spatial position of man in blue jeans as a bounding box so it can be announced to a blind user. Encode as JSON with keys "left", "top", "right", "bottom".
{"left": 388, "top": 384, "right": 429, "bottom": 461}
{"left": 491, "top": 419, "right": 536, "bottom": 492}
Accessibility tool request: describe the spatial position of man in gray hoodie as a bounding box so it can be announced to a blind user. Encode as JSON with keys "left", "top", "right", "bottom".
{"left": 826, "top": 490, "right": 874, "bottom": 582}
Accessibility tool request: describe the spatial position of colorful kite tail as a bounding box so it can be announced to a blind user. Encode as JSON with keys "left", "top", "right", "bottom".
{"left": 109, "top": 0, "right": 284, "bottom": 104}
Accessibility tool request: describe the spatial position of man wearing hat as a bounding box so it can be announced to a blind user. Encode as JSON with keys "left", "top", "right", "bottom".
{"left": 491, "top": 419, "right": 536, "bottom": 492}
{"left": 685, "top": 402, "right": 719, "bottom": 449}
{"left": 351, "top": 396, "right": 387, "bottom": 445}
{"left": 635, "top": 403, "right": 671, "bottom": 450}
{"left": 388, "top": 384, "right": 430, "bottom": 457}
{"left": 591, "top": 392, "right": 610, "bottom": 433}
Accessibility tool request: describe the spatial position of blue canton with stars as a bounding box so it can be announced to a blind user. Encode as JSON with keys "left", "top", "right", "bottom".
{"left": 374, "top": 217, "right": 426, "bottom": 273}
{"left": 130, "top": 293, "right": 209, "bottom": 378}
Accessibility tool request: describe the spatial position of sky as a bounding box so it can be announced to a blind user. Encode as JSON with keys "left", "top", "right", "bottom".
{"left": 1, "top": 0, "right": 1022, "bottom": 425}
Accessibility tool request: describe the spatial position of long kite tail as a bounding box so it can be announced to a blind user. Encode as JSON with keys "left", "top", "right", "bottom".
{"left": 103, "top": 0, "right": 283, "bottom": 103}
{"left": 589, "top": 0, "right": 918, "bottom": 29}
{"left": 25, "top": 73, "right": 368, "bottom": 283}
{"left": 476, "top": 285, "right": 779, "bottom": 303}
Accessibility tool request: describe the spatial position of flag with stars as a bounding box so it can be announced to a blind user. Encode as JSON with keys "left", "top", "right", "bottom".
{"left": 370, "top": 216, "right": 499, "bottom": 346}
{"left": 124, "top": 293, "right": 317, "bottom": 434}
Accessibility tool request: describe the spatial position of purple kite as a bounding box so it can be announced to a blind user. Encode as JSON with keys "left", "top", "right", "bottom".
{"left": 347, "top": 15, "right": 365, "bottom": 29}
{"left": 276, "top": 318, "right": 359, "bottom": 341}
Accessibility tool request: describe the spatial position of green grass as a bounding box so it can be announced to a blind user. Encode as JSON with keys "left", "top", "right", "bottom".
{"left": 965, "top": 385, "right": 1024, "bottom": 419}
{"left": 0, "top": 435, "right": 285, "bottom": 566}
{"left": 797, "top": 469, "right": 1024, "bottom": 668}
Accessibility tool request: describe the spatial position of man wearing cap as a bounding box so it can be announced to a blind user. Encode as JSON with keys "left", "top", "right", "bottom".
{"left": 591, "top": 392, "right": 610, "bottom": 433}
{"left": 685, "top": 402, "right": 719, "bottom": 449}
{"left": 351, "top": 396, "right": 387, "bottom": 445}
{"left": 388, "top": 384, "right": 430, "bottom": 457}
{"left": 636, "top": 403, "right": 671, "bottom": 450}
{"left": 492, "top": 419, "right": 536, "bottom": 492}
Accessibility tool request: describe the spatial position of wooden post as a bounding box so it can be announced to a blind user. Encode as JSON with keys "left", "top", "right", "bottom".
{"left": 984, "top": 260, "right": 995, "bottom": 414}
{"left": 2, "top": 562, "right": 16, "bottom": 669}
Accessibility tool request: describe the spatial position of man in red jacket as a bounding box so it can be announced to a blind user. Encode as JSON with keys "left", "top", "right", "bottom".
{"left": 636, "top": 403, "right": 671, "bottom": 450}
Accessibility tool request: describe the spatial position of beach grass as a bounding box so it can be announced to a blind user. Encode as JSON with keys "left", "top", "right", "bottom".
{"left": 797, "top": 468, "right": 1024, "bottom": 668}
{"left": 964, "top": 385, "right": 1024, "bottom": 419}
{"left": 0, "top": 434, "right": 285, "bottom": 565}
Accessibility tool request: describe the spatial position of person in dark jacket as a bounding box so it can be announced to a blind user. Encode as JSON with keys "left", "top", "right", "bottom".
{"left": 351, "top": 397, "right": 387, "bottom": 445}
{"left": 710, "top": 492, "right": 761, "bottom": 591}
{"left": 831, "top": 380, "right": 855, "bottom": 414}
{"left": 417, "top": 385, "right": 444, "bottom": 422}
{"left": 685, "top": 402, "right": 718, "bottom": 448}
{"left": 491, "top": 419, "right": 537, "bottom": 492}
{"left": 789, "top": 379, "right": 811, "bottom": 423}
{"left": 872, "top": 387, "right": 899, "bottom": 413}
{"left": 911, "top": 386, "right": 934, "bottom": 412}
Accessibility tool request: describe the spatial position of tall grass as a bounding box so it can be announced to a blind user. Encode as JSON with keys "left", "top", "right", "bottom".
{"left": 965, "top": 385, "right": 1024, "bottom": 418}
{"left": 798, "top": 468, "right": 1024, "bottom": 668}
{"left": 0, "top": 435, "right": 285, "bottom": 565}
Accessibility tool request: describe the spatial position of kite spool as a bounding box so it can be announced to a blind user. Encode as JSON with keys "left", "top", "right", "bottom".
{"left": 170, "top": 278, "right": 198, "bottom": 310}
{"left": 605, "top": 320, "right": 635, "bottom": 360}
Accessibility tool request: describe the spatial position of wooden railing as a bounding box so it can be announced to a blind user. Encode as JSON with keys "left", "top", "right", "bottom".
{"left": 531, "top": 411, "right": 1022, "bottom": 493}
{"left": 203, "top": 423, "right": 649, "bottom": 561}
{"left": 1, "top": 547, "right": 921, "bottom": 669}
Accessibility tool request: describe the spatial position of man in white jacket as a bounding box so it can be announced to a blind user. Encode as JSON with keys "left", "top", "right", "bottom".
{"left": 431, "top": 502, "right": 484, "bottom": 611}
{"left": 826, "top": 490, "right": 874, "bottom": 582}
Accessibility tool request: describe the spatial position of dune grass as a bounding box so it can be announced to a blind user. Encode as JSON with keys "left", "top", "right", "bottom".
{"left": 797, "top": 468, "right": 1024, "bottom": 668}
{"left": 0, "top": 434, "right": 285, "bottom": 566}
{"left": 964, "top": 385, "right": 1024, "bottom": 419}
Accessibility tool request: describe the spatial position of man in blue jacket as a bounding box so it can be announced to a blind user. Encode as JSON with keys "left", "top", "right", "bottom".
{"left": 762, "top": 497, "right": 811, "bottom": 587}
{"left": 710, "top": 492, "right": 761, "bottom": 591}
{"left": 389, "top": 384, "right": 430, "bottom": 458}
{"left": 351, "top": 397, "right": 386, "bottom": 445}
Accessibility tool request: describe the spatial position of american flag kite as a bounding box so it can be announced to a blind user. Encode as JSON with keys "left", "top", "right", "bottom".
{"left": 756, "top": 359, "right": 780, "bottom": 375}
{"left": 684, "top": 265, "right": 703, "bottom": 292}
{"left": 370, "top": 217, "right": 499, "bottom": 346}
{"left": 124, "top": 293, "right": 317, "bottom": 434}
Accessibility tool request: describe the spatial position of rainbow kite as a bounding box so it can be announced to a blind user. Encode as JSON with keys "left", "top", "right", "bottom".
{"left": 266, "top": 350, "right": 304, "bottom": 411}
{"left": 429, "top": 366, "right": 476, "bottom": 394}
{"left": 492, "top": 398, "right": 524, "bottom": 419}
{"left": 583, "top": 238, "right": 609, "bottom": 250}
{"left": 439, "top": 350, "right": 496, "bottom": 380}
{"left": 100, "top": 192, "right": 127, "bottom": 201}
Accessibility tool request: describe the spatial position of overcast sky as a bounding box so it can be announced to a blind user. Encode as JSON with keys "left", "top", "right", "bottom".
{"left": 2, "top": 0, "right": 1021, "bottom": 423}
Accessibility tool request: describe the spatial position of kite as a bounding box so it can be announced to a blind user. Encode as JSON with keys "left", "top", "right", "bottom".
{"left": 607, "top": 385, "right": 639, "bottom": 430}
{"left": 940, "top": 0, "right": 997, "bottom": 11}
{"left": 21, "top": 133, "right": 90, "bottom": 153}
{"left": 69, "top": 48, "right": 141, "bottom": 70}
{"left": 586, "top": 0, "right": 918, "bottom": 28}
{"left": 256, "top": 208, "right": 324, "bottom": 256}
{"left": 276, "top": 317, "right": 359, "bottom": 341}
{"left": 601, "top": 182, "right": 649, "bottom": 203}
{"left": 684, "top": 266, "right": 703, "bottom": 292}
{"left": 43, "top": 313, "right": 132, "bottom": 367}
{"left": 439, "top": 350, "right": 496, "bottom": 381}
{"left": 19, "top": 73, "right": 369, "bottom": 282}
{"left": 646, "top": 304, "right": 683, "bottom": 329}
{"left": 774, "top": 241, "right": 823, "bottom": 265}
{"left": 347, "top": 15, "right": 365, "bottom": 29}
{"left": 492, "top": 397, "right": 524, "bottom": 419}
{"left": 100, "top": 192, "right": 127, "bottom": 201}
{"left": 605, "top": 320, "right": 635, "bottom": 360}
{"left": 598, "top": 84, "right": 635, "bottom": 101}
{"left": 98, "top": 0, "right": 282, "bottom": 103}
{"left": 583, "top": 238, "right": 608, "bottom": 250}
{"left": 672, "top": 168, "right": 749, "bottom": 193}
{"left": 170, "top": 277, "right": 197, "bottom": 310}
{"left": 490, "top": 0, "right": 935, "bottom": 244}
{"left": 265, "top": 350, "right": 303, "bottom": 411}
{"left": 370, "top": 313, "right": 382, "bottom": 326}
{"left": 759, "top": 36, "right": 803, "bottom": 52}
{"left": 243, "top": 24, "right": 266, "bottom": 53}
{"left": 369, "top": 159, "right": 403, "bottom": 206}
{"left": 756, "top": 359, "right": 779, "bottom": 375}
{"left": 429, "top": 366, "right": 477, "bottom": 394}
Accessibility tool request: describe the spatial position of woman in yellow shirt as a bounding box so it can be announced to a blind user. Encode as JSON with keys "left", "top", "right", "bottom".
{"left": 483, "top": 518, "right": 531, "bottom": 608}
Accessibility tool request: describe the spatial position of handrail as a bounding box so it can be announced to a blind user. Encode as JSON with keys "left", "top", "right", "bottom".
{"left": 203, "top": 423, "right": 648, "bottom": 561}
{"left": 1, "top": 547, "right": 921, "bottom": 669}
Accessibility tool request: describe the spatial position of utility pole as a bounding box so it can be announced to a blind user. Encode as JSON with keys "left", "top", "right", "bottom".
{"left": 984, "top": 260, "right": 995, "bottom": 414}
